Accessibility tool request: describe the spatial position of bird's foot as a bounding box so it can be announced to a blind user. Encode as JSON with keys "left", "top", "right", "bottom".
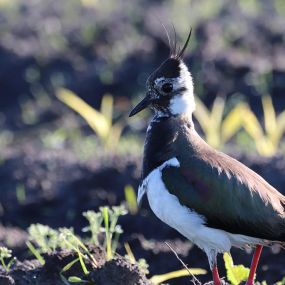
{"left": 204, "top": 280, "right": 229, "bottom": 285}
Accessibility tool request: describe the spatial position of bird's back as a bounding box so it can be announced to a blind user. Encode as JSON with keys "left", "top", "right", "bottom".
{"left": 144, "top": 115, "right": 285, "bottom": 241}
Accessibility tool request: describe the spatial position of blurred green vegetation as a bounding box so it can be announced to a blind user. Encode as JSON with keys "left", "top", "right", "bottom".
{"left": 194, "top": 95, "right": 285, "bottom": 156}
{"left": 1, "top": 0, "right": 285, "bottom": 163}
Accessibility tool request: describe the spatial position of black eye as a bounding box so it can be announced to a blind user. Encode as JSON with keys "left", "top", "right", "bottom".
{"left": 161, "top": 83, "right": 173, "bottom": 93}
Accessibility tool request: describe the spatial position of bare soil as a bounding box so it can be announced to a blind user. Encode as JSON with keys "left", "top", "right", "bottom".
{"left": 1, "top": 142, "right": 285, "bottom": 284}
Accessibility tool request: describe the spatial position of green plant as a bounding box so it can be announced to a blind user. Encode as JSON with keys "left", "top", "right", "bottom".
{"left": 194, "top": 96, "right": 245, "bottom": 148}
{"left": 0, "top": 247, "right": 16, "bottom": 272}
{"left": 56, "top": 88, "right": 124, "bottom": 151}
{"left": 223, "top": 252, "right": 250, "bottom": 285}
{"left": 150, "top": 268, "right": 206, "bottom": 285}
{"left": 124, "top": 185, "right": 138, "bottom": 215}
{"left": 25, "top": 206, "right": 129, "bottom": 283}
{"left": 124, "top": 242, "right": 149, "bottom": 275}
{"left": 240, "top": 95, "right": 285, "bottom": 157}
{"left": 27, "top": 224, "right": 97, "bottom": 267}
{"left": 82, "top": 210, "right": 103, "bottom": 245}
{"left": 83, "top": 205, "right": 127, "bottom": 260}
{"left": 26, "top": 223, "right": 59, "bottom": 265}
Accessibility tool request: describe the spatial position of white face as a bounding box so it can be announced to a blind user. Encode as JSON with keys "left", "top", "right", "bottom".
{"left": 151, "top": 62, "right": 195, "bottom": 116}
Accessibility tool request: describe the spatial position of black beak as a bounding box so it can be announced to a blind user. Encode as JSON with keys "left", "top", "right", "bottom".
{"left": 129, "top": 95, "right": 151, "bottom": 117}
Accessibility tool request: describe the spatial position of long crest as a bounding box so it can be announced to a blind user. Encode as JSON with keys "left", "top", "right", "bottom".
{"left": 176, "top": 27, "right": 192, "bottom": 59}
{"left": 161, "top": 25, "right": 192, "bottom": 59}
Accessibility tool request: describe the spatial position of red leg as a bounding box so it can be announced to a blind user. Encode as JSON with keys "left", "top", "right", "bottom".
{"left": 212, "top": 264, "right": 222, "bottom": 285}
{"left": 246, "top": 245, "right": 263, "bottom": 285}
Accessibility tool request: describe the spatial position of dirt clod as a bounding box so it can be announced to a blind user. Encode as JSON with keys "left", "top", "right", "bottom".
{"left": 91, "top": 256, "right": 152, "bottom": 285}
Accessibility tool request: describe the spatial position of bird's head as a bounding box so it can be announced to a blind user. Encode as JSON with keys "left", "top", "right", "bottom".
{"left": 129, "top": 28, "right": 195, "bottom": 118}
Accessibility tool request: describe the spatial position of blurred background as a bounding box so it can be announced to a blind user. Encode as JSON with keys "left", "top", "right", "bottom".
{"left": 1, "top": 0, "right": 285, "bottom": 284}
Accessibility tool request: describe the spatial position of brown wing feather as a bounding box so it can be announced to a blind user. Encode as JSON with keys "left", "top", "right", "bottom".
{"left": 162, "top": 116, "right": 285, "bottom": 240}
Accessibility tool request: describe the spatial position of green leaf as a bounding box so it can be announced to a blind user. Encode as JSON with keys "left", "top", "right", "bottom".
{"left": 78, "top": 250, "right": 89, "bottom": 275}
{"left": 102, "top": 207, "right": 112, "bottom": 260}
{"left": 242, "top": 107, "right": 264, "bottom": 140}
{"left": 61, "top": 258, "right": 80, "bottom": 273}
{"left": 262, "top": 95, "right": 277, "bottom": 137}
{"left": 210, "top": 96, "right": 225, "bottom": 131}
{"left": 221, "top": 103, "right": 245, "bottom": 143}
{"left": 100, "top": 94, "right": 113, "bottom": 126}
{"left": 68, "top": 276, "right": 88, "bottom": 283}
{"left": 150, "top": 268, "right": 207, "bottom": 284}
{"left": 26, "top": 241, "right": 45, "bottom": 265}
{"left": 56, "top": 88, "right": 110, "bottom": 141}
{"left": 223, "top": 252, "right": 250, "bottom": 285}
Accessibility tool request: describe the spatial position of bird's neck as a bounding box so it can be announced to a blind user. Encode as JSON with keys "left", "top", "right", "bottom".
{"left": 168, "top": 63, "right": 195, "bottom": 116}
{"left": 169, "top": 91, "right": 195, "bottom": 116}
{"left": 142, "top": 114, "right": 195, "bottom": 179}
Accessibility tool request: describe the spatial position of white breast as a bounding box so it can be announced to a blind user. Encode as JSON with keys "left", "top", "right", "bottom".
{"left": 139, "top": 158, "right": 265, "bottom": 266}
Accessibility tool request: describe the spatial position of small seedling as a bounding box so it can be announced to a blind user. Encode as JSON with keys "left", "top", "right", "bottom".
{"left": 28, "top": 223, "right": 59, "bottom": 253}
{"left": 100, "top": 205, "right": 127, "bottom": 260}
{"left": 26, "top": 206, "right": 128, "bottom": 282}
{"left": 0, "top": 247, "right": 16, "bottom": 272}
{"left": 124, "top": 242, "right": 149, "bottom": 275}
{"left": 83, "top": 205, "right": 127, "bottom": 260}
{"left": 223, "top": 252, "right": 250, "bottom": 285}
{"left": 82, "top": 210, "right": 103, "bottom": 245}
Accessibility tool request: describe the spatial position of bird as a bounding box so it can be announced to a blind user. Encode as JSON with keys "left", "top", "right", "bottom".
{"left": 129, "top": 28, "right": 285, "bottom": 285}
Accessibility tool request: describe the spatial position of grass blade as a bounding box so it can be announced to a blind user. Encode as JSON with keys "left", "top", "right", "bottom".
{"left": 61, "top": 258, "right": 80, "bottom": 273}
{"left": 100, "top": 94, "right": 113, "bottom": 126}
{"left": 221, "top": 103, "right": 245, "bottom": 143}
{"left": 102, "top": 207, "right": 112, "bottom": 260}
{"left": 56, "top": 88, "right": 110, "bottom": 141}
{"left": 262, "top": 95, "right": 277, "bottom": 137}
{"left": 26, "top": 241, "right": 45, "bottom": 265}
{"left": 124, "top": 242, "right": 136, "bottom": 264}
{"left": 78, "top": 251, "right": 89, "bottom": 275}
{"left": 242, "top": 107, "right": 264, "bottom": 140}
{"left": 124, "top": 185, "right": 138, "bottom": 215}
{"left": 210, "top": 96, "right": 225, "bottom": 131}
{"left": 150, "top": 268, "right": 207, "bottom": 284}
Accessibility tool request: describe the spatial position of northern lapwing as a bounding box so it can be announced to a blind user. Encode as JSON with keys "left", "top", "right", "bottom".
{"left": 129, "top": 29, "right": 285, "bottom": 285}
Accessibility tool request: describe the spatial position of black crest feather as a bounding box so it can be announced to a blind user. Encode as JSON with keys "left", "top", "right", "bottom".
{"left": 175, "top": 27, "right": 192, "bottom": 59}
{"left": 162, "top": 26, "right": 192, "bottom": 59}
